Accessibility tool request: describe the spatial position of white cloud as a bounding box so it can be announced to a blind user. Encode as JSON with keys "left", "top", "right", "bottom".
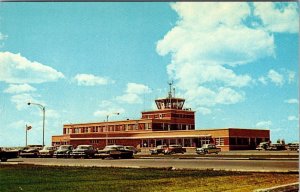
{"left": 156, "top": 2, "right": 282, "bottom": 110}
{"left": 197, "top": 107, "right": 212, "bottom": 115}
{"left": 126, "top": 83, "right": 152, "bottom": 94}
{"left": 288, "top": 116, "right": 299, "bottom": 121}
{"left": 258, "top": 76, "right": 268, "bottom": 85}
{"left": 0, "top": 52, "right": 64, "bottom": 84}
{"left": 74, "top": 73, "right": 114, "bottom": 86}
{"left": 10, "top": 93, "right": 43, "bottom": 110}
{"left": 116, "top": 83, "right": 152, "bottom": 104}
{"left": 94, "top": 100, "right": 125, "bottom": 119}
{"left": 256, "top": 120, "right": 272, "bottom": 128}
{"left": 4, "top": 84, "right": 36, "bottom": 94}
{"left": 267, "top": 69, "right": 284, "bottom": 86}
{"left": 287, "top": 70, "right": 295, "bottom": 83}
{"left": 284, "top": 99, "right": 298, "bottom": 104}
{"left": 254, "top": 2, "right": 299, "bottom": 33}
{"left": 215, "top": 87, "right": 245, "bottom": 105}
{"left": 0, "top": 32, "right": 8, "bottom": 41}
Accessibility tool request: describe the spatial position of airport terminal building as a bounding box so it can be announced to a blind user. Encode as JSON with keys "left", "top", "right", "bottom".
{"left": 52, "top": 85, "right": 270, "bottom": 151}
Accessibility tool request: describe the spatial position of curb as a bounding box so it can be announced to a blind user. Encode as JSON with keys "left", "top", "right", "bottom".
{"left": 254, "top": 182, "right": 299, "bottom": 192}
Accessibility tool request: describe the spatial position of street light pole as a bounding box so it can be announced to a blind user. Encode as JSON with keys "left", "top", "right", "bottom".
{"left": 105, "top": 112, "right": 120, "bottom": 146}
{"left": 25, "top": 124, "right": 32, "bottom": 146}
{"left": 27, "top": 102, "right": 46, "bottom": 147}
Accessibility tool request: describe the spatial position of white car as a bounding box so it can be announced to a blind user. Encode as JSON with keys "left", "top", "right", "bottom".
{"left": 39, "top": 146, "right": 56, "bottom": 157}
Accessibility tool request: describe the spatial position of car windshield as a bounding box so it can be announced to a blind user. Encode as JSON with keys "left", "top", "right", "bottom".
{"left": 44, "top": 147, "right": 54, "bottom": 150}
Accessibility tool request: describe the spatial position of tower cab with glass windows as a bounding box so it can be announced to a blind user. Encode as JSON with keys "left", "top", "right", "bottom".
{"left": 141, "top": 82, "right": 195, "bottom": 131}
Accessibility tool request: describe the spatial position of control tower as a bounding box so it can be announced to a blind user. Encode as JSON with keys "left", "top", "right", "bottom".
{"left": 141, "top": 82, "right": 195, "bottom": 131}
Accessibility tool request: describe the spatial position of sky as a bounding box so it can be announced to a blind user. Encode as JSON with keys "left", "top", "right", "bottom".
{"left": 0, "top": 2, "right": 299, "bottom": 146}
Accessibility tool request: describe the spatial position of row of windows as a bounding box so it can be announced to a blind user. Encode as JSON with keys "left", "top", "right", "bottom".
{"left": 143, "top": 113, "right": 194, "bottom": 119}
{"left": 65, "top": 123, "right": 152, "bottom": 134}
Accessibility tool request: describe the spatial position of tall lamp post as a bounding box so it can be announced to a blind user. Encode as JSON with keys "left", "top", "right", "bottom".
{"left": 105, "top": 112, "right": 120, "bottom": 145}
{"left": 27, "top": 102, "right": 45, "bottom": 146}
{"left": 25, "top": 124, "right": 32, "bottom": 146}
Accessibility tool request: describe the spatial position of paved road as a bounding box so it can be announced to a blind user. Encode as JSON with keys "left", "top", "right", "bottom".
{"left": 4, "top": 158, "right": 298, "bottom": 172}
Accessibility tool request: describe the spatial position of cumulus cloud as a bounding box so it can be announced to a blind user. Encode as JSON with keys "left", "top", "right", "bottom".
{"left": 284, "top": 99, "right": 299, "bottom": 104}
{"left": 256, "top": 120, "right": 272, "bottom": 128}
{"left": 4, "top": 84, "right": 36, "bottom": 94}
{"left": 288, "top": 115, "right": 299, "bottom": 121}
{"left": 116, "top": 83, "right": 152, "bottom": 104}
{"left": 74, "top": 73, "right": 114, "bottom": 86}
{"left": 258, "top": 76, "right": 268, "bottom": 85}
{"left": 94, "top": 100, "right": 125, "bottom": 118}
{"left": 197, "top": 107, "right": 212, "bottom": 115}
{"left": 254, "top": 2, "right": 299, "bottom": 33}
{"left": 267, "top": 69, "right": 284, "bottom": 86}
{"left": 10, "top": 93, "right": 43, "bottom": 110}
{"left": 155, "top": 2, "right": 287, "bottom": 111}
{"left": 0, "top": 52, "right": 64, "bottom": 84}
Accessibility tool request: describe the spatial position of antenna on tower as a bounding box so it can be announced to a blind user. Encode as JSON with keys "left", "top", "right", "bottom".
{"left": 168, "top": 80, "right": 173, "bottom": 98}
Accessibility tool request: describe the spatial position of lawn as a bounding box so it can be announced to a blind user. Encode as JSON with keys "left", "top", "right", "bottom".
{"left": 0, "top": 164, "right": 298, "bottom": 192}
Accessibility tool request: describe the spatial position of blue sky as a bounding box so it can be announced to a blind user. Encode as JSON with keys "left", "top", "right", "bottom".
{"left": 0, "top": 2, "right": 299, "bottom": 146}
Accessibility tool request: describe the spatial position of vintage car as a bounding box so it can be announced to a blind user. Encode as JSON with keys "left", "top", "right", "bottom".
{"left": 287, "top": 143, "right": 299, "bottom": 151}
{"left": 124, "top": 146, "right": 140, "bottom": 154}
{"left": 71, "top": 145, "right": 96, "bottom": 158}
{"left": 95, "top": 145, "right": 133, "bottom": 159}
{"left": 19, "top": 145, "right": 42, "bottom": 158}
{"left": 196, "top": 144, "right": 221, "bottom": 154}
{"left": 0, "top": 147, "right": 19, "bottom": 162}
{"left": 39, "top": 146, "right": 56, "bottom": 158}
{"left": 53, "top": 145, "right": 73, "bottom": 158}
{"left": 163, "top": 145, "right": 186, "bottom": 155}
{"left": 149, "top": 145, "right": 168, "bottom": 155}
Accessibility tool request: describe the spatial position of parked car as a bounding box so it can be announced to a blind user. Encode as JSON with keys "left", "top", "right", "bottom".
{"left": 256, "top": 142, "right": 286, "bottom": 151}
{"left": 0, "top": 147, "right": 19, "bottom": 162}
{"left": 149, "top": 145, "right": 167, "bottom": 155}
{"left": 196, "top": 144, "right": 221, "bottom": 154}
{"left": 71, "top": 145, "right": 96, "bottom": 158}
{"left": 53, "top": 145, "right": 73, "bottom": 158}
{"left": 19, "top": 146, "right": 42, "bottom": 158}
{"left": 163, "top": 145, "right": 186, "bottom": 155}
{"left": 287, "top": 143, "right": 299, "bottom": 151}
{"left": 256, "top": 142, "right": 269, "bottom": 150}
{"left": 39, "top": 146, "right": 56, "bottom": 158}
{"left": 96, "top": 145, "right": 133, "bottom": 159}
{"left": 124, "top": 146, "right": 140, "bottom": 154}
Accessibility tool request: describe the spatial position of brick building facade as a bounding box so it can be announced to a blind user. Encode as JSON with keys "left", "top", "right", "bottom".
{"left": 52, "top": 84, "right": 270, "bottom": 151}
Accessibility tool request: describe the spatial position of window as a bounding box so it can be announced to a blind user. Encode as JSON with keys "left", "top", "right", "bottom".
{"left": 90, "top": 140, "right": 99, "bottom": 144}
{"left": 108, "top": 139, "right": 116, "bottom": 145}
{"left": 216, "top": 138, "right": 224, "bottom": 146}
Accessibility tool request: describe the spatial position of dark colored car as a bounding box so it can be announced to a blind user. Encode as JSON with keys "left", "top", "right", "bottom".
{"left": 96, "top": 145, "right": 133, "bottom": 159}
{"left": 163, "top": 145, "right": 186, "bottom": 155}
{"left": 0, "top": 147, "right": 19, "bottom": 162}
{"left": 71, "top": 145, "right": 96, "bottom": 158}
{"left": 149, "top": 145, "right": 167, "bottom": 155}
{"left": 53, "top": 145, "right": 73, "bottom": 158}
{"left": 19, "top": 146, "right": 42, "bottom": 158}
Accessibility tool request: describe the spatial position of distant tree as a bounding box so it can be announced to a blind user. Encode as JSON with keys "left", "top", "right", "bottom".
{"left": 281, "top": 139, "right": 285, "bottom": 145}
{"left": 276, "top": 139, "right": 281, "bottom": 144}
